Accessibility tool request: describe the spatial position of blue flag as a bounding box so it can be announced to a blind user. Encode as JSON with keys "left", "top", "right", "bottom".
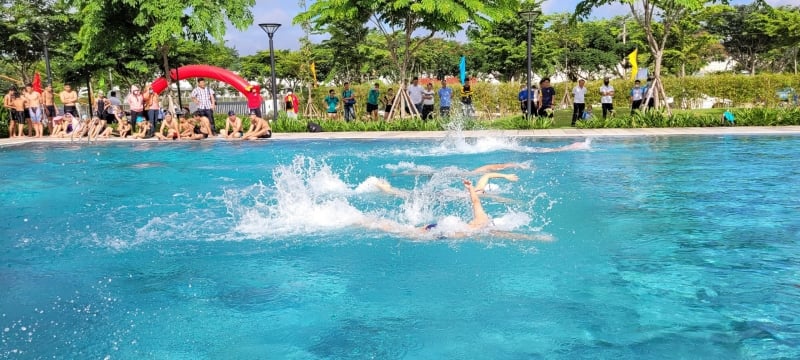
{"left": 459, "top": 56, "right": 466, "bottom": 85}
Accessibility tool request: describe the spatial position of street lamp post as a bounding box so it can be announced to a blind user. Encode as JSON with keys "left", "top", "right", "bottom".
{"left": 259, "top": 23, "right": 281, "bottom": 122}
{"left": 34, "top": 32, "right": 53, "bottom": 85}
{"left": 519, "top": 10, "right": 540, "bottom": 119}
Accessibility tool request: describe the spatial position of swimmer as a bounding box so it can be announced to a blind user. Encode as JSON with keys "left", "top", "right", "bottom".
{"left": 360, "top": 179, "right": 552, "bottom": 241}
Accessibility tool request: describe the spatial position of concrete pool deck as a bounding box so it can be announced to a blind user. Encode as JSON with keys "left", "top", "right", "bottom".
{"left": 1, "top": 126, "right": 799, "bottom": 147}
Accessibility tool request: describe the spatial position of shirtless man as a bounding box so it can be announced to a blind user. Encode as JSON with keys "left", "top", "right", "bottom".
{"left": 179, "top": 114, "right": 195, "bottom": 138}
{"left": 24, "top": 83, "right": 44, "bottom": 138}
{"left": 241, "top": 111, "right": 272, "bottom": 140}
{"left": 184, "top": 112, "right": 213, "bottom": 140}
{"left": 3, "top": 89, "right": 17, "bottom": 138}
{"left": 155, "top": 114, "right": 180, "bottom": 140}
{"left": 59, "top": 84, "right": 79, "bottom": 117}
{"left": 42, "top": 85, "right": 56, "bottom": 134}
{"left": 221, "top": 110, "right": 243, "bottom": 138}
{"left": 11, "top": 89, "right": 27, "bottom": 137}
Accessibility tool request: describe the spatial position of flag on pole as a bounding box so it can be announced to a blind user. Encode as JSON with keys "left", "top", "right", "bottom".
{"left": 627, "top": 49, "right": 638, "bottom": 82}
{"left": 459, "top": 56, "right": 466, "bottom": 85}
{"left": 310, "top": 62, "right": 318, "bottom": 87}
{"left": 32, "top": 73, "right": 42, "bottom": 93}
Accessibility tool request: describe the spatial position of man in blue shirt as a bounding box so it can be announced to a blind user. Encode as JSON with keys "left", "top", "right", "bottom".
{"left": 438, "top": 79, "right": 453, "bottom": 118}
{"left": 537, "top": 77, "right": 556, "bottom": 118}
{"left": 342, "top": 82, "right": 356, "bottom": 122}
{"left": 518, "top": 84, "right": 534, "bottom": 117}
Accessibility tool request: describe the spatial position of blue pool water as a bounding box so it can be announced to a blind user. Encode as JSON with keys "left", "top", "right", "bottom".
{"left": 1, "top": 134, "right": 799, "bottom": 359}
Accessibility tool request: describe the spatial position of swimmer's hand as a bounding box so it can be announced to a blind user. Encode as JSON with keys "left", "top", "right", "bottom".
{"left": 505, "top": 174, "right": 519, "bottom": 182}
{"left": 463, "top": 179, "right": 473, "bottom": 188}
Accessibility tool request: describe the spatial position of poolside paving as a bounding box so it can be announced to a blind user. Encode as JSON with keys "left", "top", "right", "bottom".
{"left": 1, "top": 126, "right": 799, "bottom": 147}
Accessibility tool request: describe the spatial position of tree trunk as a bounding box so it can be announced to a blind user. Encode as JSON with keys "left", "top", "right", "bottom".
{"left": 680, "top": 63, "right": 686, "bottom": 79}
{"left": 653, "top": 50, "right": 663, "bottom": 108}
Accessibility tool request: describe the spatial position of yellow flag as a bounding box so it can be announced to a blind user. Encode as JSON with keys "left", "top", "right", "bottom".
{"left": 310, "top": 62, "right": 318, "bottom": 87}
{"left": 628, "top": 49, "right": 638, "bottom": 82}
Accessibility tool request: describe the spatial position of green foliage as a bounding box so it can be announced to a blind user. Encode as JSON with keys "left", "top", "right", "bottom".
{"left": 576, "top": 107, "right": 800, "bottom": 128}
{"left": 295, "top": 0, "right": 519, "bottom": 80}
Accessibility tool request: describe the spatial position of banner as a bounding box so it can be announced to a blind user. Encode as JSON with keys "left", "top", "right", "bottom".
{"left": 459, "top": 56, "right": 466, "bottom": 85}
{"left": 627, "top": 49, "right": 638, "bottom": 82}
{"left": 32, "top": 73, "right": 42, "bottom": 93}
{"left": 310, "top": 62, "right": 317, "bottom": 87}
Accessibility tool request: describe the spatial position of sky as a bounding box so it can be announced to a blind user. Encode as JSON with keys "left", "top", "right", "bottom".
{"left": 224, "top": 0, "right": 795, "bottom": 56}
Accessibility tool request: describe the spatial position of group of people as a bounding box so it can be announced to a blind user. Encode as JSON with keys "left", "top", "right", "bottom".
{"left": 323, "top": 78, "right": 474, "bottom": 121}
{"left": 2, "top": 78, "right": 273, "bottom": 141}
{"left": 515, "top": 77, "right": 658, "bottom": 126}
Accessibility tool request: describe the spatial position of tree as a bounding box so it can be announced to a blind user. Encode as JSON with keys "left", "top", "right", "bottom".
{"left": 73, "top": 0, "right": 255, "bottom": 83}
{"left": 758, "top": 6, "right": 800, "bottom": 74}
{"left": 576, "top": 0, "right": 713, "bottom": 109}
{"left": 295, "top": 0, "right": 519, "bottom": 81}
{"left": 703, "top": 3, "right": 773, "bottom": 75}
{"left": 0, "top": 0, "right": 74, "bottom": 83}
{"left": 663, "top": 10, "right": 724, "bottom": 77}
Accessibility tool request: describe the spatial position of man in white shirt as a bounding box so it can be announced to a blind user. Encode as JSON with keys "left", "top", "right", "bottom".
{"left": 571, "top": 78, "right": 588, "bottom": 126}
{"left": 421, "top": 83, "right": 435, "bottom": 120}
{"left": 407, "top": 77, "right": 424, "bottom": 116}
{"left": 630, "top": 80, "right": 644, "bottom": 115}
{"left": 600, "top": 77, "right": 615, "bottom": 119}
{"left": 191, "top": 78, "right": 216, "bottom": 134}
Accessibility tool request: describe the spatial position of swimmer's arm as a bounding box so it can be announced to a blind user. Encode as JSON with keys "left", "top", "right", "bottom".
{"left": 474, "top": 172, "right": 518, "bottom": 192}
{"left": 471, "top": 163, "right": 520, "bottom": 174}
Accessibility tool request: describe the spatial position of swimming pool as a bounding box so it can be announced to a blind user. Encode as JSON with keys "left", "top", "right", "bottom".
{"left": 1, "top": 134, "right": 799, "bottom": 358}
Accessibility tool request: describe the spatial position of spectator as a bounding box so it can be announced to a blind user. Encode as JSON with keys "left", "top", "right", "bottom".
{"left": 222, "top": 110, "right": 243, "bottom": 138}
{"left": 600, "top": 77, "right": 615, "bottom": 119}
{"left": 407, "top": 77, "right": 424, "bottom": 115}
{"left": 143, "top": 83, "right": 161, "bottom": 137}
{"left": 342, "top": 82, "right": 356, "bottom": 122}
{"left": 460, "top": 81, "right": 474, "bottom": 119}
{"left": 59, "top": 84, "right": 79, "bottom": 117}
{"left": 438, "top": 80, "right": 453, "bottom": 118}
{"left": 367, "top": 83, "right": 380, "bottom": 121}
{"left": 571, "top": 78, "right": 588, "bottom": 126}
{"left": 191, "top": 78, "right": 216, "bottom": 133}
{"left": 324, "top": 89, "right": 339, "bottom": 119}
{"left": 630, "top": 80, "right": 644, "bottom": 115}
{"left": 642, "top": 78, "right": 655, "bottom": 110}
{"left": 125, "top": 85, "right": 144, "bottom": 132}
{"left": 284, "top": 88, "right": 299, "bottom": 119}
{"left": 421, "top": 82, "right": 435, "bottom": 120}
{"left": 42, "top": 85, "right": 56, "bottom": 133}
{"left": 382, "top": 88, "right": 395, "bottom": 120}
{"left": 518, "top": 84, "right": 534, "bottom": 117}
{"left": 537, "top": 78, "right": 555, "bottom": 118}
{"left": 3, "top": 88, "right": 16, "bottom": 138}
{"left": 108, "top": 90, "right": 122, "bottom": 106}
{"left": 248, "top": 87, "right": 263, "bottom": 118}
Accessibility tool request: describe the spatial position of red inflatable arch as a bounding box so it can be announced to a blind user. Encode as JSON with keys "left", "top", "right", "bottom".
{"left": 150, "top": 64, "right": 262, "bottom": 107}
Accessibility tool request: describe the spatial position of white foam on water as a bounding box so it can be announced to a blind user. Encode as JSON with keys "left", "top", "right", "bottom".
{"left": 228, "top": 156, "right": 369, "bottom": 237}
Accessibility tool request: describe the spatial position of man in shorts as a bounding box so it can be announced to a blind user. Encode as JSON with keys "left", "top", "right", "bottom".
{"left": 42, "top": 85, "right": 57, "bottom": 134}
{"left": 24, "top": 83, "right": 44, "bottom": 138}
{"left": 242, "top": 110, "right": 272, "bottom": 140}
{"left": 59, "top": 84, "right": 79, "bottom": 117}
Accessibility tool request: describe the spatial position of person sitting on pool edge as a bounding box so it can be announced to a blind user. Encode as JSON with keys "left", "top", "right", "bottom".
{"left": 241, "top": 110, "right": 272, "bottom": 140}
{"left": 155, "top": 113, "right": 180, "bottom": 140}
{"left": 220, "top": 110, "right": 243, "bottom": 139}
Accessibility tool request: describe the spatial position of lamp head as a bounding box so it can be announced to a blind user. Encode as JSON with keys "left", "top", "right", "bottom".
{"left": 259, "top": 23, "right": 281, "bottom": 37}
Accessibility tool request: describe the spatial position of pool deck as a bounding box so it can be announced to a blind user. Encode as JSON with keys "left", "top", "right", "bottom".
{"left": 1, "top": 126, "right": 799, "bottom": 146}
